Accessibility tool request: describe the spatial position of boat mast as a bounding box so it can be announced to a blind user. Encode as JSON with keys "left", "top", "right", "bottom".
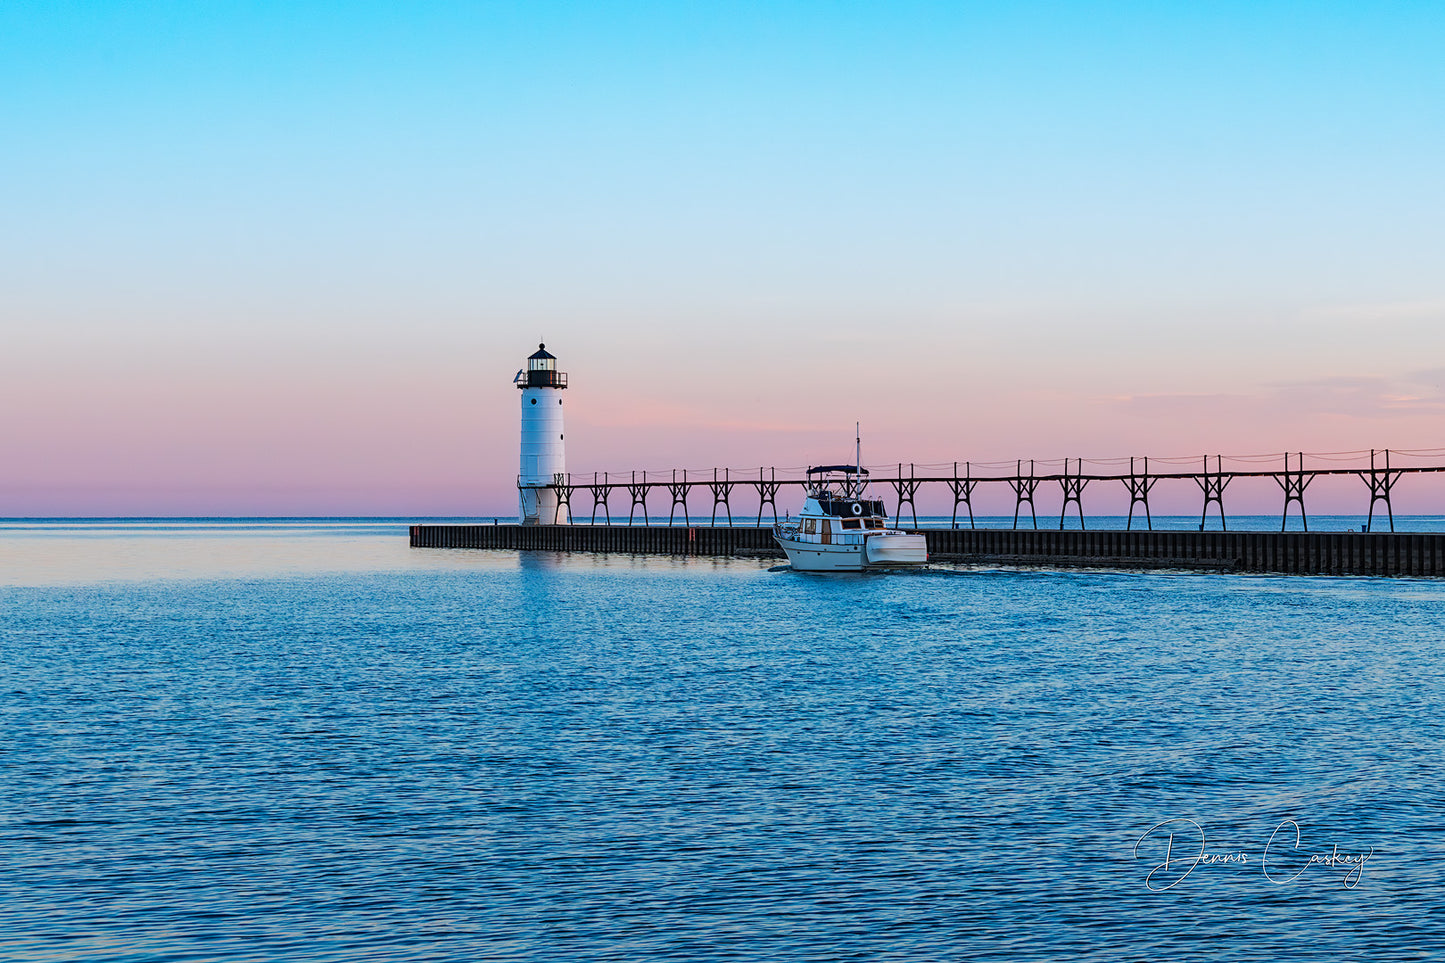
{"left": 855, "top": 422, "right": 862, "bottom": 498}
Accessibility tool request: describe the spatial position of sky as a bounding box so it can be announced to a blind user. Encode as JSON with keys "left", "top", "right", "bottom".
{"left": 2, "top": 1, "right": 1443, "bottom": 516}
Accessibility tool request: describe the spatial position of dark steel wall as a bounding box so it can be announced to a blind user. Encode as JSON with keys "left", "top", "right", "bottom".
{"left": 410, "top": 524, "right": 782, "bottom": 558}
{"left": 919, "top": 528, "right": 1445, "bottom": 576}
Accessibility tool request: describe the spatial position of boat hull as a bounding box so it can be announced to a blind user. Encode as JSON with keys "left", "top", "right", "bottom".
{"left": 774, "top": 533, "right": 928, "bottom": 572}
{"left": 775, "top": 537, "right": 867, "bottom": 572}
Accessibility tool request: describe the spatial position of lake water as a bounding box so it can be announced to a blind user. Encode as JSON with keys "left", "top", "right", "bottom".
{"left": 2, "top": 521, "right": 1442, "bottom": 960}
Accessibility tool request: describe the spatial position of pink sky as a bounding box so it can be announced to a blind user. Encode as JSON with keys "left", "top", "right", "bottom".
{"left": 3, "top": 319, "right": 1442, "bottom": 516}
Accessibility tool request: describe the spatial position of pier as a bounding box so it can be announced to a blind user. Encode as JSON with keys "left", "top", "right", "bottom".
{"left": 417, "top": 445, "right": 1445, "bottom": 576}
{"left": 525, "top": 449, "right": 1443, "bottom": 533}
{"left": 410, "top": 524, "right": 1445, "bottom": 577}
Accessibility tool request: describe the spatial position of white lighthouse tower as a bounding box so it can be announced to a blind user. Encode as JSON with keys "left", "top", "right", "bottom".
{"left": 515, "top": 343, "right": 569, "bottom": 524}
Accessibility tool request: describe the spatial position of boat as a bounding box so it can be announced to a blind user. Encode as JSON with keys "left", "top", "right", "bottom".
{"left": 772, "top": 443, "right": 928, "bottom": 572}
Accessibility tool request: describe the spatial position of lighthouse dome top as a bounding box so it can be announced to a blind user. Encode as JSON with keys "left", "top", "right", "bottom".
{"left": 518, "top": 342, "right": 567, "bottom": 388}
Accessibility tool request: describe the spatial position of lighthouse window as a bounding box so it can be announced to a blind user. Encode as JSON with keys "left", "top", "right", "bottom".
{"left": 530, "top": 398, "right": 537, "bottom": 405}
{"left": 558, "top": 398, "right": 562, "bottom": 405}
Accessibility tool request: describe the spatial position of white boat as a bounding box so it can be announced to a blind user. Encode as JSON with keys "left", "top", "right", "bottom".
{"left": 773, "top": 463, "right": 928, "bottom": 572}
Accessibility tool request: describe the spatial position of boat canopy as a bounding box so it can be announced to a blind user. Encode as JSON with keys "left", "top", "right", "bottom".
{"left": 806, "top": 465, "right": 869, "bottom": 475}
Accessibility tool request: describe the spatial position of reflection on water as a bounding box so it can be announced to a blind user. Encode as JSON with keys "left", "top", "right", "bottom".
{"left": 0, "top": 520, "right": 414, "bottom": 586}
{"left": 0, "top": 520, "right": 776, "bottom": 586}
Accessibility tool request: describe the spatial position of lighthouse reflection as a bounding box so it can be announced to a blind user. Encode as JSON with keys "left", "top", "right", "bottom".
{"left": 516, "top": 550, "right": 566, "bottom": 573}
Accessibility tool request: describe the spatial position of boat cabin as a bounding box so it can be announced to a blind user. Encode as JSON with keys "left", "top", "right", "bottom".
{"left": 795, "top": 465, "right": 890, "bottom": 537}
{"left": 796, "top": 511, "right": 888, "bottom": 538}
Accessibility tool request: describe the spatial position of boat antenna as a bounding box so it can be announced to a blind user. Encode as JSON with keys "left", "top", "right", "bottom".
{"left": 855, "top": 422, "right": 862, "bottom": 496}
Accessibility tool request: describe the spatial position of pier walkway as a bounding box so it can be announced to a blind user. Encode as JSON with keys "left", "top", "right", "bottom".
{"left": 410, "top": 524, "right": 1445, "bottom": 577}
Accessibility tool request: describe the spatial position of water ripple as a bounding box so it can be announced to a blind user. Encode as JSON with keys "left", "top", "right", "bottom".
{"left": 1, "top": 536, "right": 1442, "bottom": 959}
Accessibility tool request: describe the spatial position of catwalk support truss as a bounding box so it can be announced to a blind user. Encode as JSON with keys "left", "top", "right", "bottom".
{"left": 520, "top": 450, "right": 1442, "bottom": 530}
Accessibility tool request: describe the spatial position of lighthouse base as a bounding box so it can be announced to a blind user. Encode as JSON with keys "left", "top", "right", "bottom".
{"left": 519, "top": 486, "right": 570, "bottom": 526}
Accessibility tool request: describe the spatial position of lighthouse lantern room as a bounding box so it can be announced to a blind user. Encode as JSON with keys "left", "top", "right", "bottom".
{"left": 516, "top": 343, "right": 568, "bottom": 524}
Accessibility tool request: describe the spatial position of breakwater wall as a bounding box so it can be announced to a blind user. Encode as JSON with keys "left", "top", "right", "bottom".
{"left": 411, "top": 523, "right": 780, "bottom": 557}
{"left": 410, "top": 524, "right": 1445, "bottom": 577}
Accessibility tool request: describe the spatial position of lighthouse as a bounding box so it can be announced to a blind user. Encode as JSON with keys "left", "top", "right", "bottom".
{"left": 515, "top": 343, "right": 568, "bottom": 524}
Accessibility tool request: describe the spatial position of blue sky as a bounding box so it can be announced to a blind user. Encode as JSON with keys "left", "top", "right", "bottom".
{"left": 2, "top": 1, "right": 1442, "bottom": 513}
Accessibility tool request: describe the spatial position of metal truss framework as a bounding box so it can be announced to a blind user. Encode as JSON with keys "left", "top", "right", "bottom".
{"left": 891, "top": 463, "right": 923, "bottom": 528}
{"left": 627, "top": 472, "right": 649, "bottom": 526}
{"left": 1125, "top": 457, "right": 1157, "bottom": 531}
{"left": 1010, "top": 459, "right": 1041, "bottom": 530}
{"left": 587, "top": 473, "right": 611, "bottom": 525}
{"left": 1274, "top": 453, "right": 1314, "bottom": 531}
{"left": 552, "top": 471, "right": 574, "bottom": 525}
{"left": 1194, "top": 455, "right": 1231, "bottom": 530}
{"left": 751, "top": 469, "right": 781, "bottom": 526}
{"left": 667, "top": 470, "right": 690, "bottom": 526}
{"left": 517, "top": 450, "right": 1440, "bottom": 529}
{"left": 949, "top": 462, "right": 979, "bottom": 530}
{"left": 1357, "top": 449, "right": 1404, "bottom": 533}
{"left": 708, "top": 469, "right": 735, "bottom": 526}
{"left": 1059, "top": 458, "right": 1089, "bottom": 530}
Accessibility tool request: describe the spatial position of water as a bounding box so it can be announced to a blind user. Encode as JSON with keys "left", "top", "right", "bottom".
{"left": 2, "top": 521, "right": 1443, "bottom": 961}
